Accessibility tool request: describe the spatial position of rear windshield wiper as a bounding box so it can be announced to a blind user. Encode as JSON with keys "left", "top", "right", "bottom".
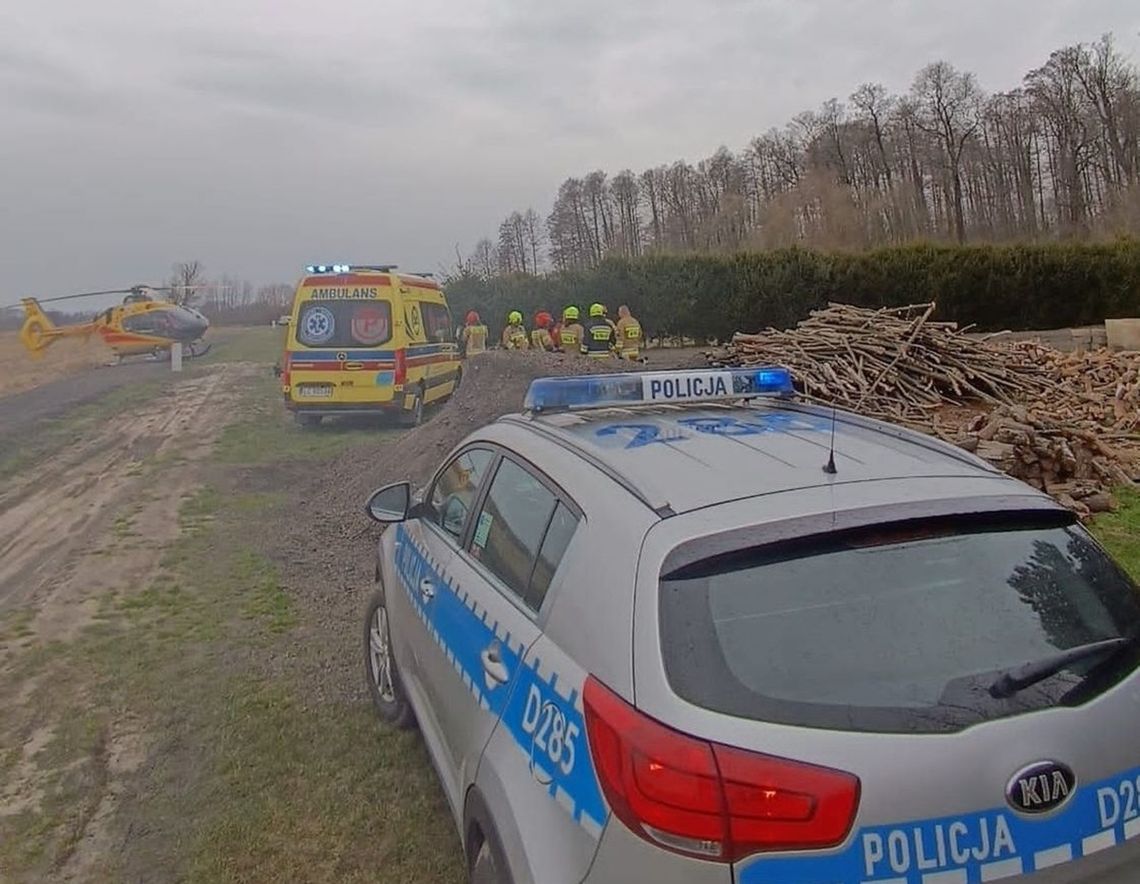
{"left": 988, "top": 637, "right": 1132, "bottom": 699}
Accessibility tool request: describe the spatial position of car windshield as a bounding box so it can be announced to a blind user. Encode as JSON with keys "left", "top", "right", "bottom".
{"left": 660, "top": 517, "right": 1140, "bottom": 734}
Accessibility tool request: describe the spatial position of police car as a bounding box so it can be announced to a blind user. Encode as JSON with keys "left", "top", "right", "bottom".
{"left": 361, "top": 367, "right": 1140, "bottom": 884}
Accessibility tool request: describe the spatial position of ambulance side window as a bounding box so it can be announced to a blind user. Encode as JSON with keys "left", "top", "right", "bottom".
{"left": 426, "top": 448, "right": 495, "bottom": 541}
{"left": 422, "top": 303, "right": 454, "bottom": 343}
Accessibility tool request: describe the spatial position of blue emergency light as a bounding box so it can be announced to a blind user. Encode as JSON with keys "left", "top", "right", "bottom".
{"left": 523, "top": 366, "right": 794, "bottom": 413}
{"left": 305, "top": 264, "right": 398, "bottom": 274}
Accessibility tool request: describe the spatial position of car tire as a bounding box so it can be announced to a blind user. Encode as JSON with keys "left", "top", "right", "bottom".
{"left": 295, "top": 413, "right": 323, "bottom": 428}
{"left": 363, "top": 591, "right": 414, "bottom": 729}
{"left": 399, "top": 387, "right": 424, "bottom": 428}
{"left": 469, "top": 838, "right": 511, "bottom": 884}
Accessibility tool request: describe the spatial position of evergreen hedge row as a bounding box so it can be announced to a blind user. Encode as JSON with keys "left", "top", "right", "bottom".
{"left": 443, "top": 241, "right": 1140, "bottom": 340}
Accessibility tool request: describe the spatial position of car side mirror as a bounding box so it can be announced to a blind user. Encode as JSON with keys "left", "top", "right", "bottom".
{"left": 272, "top": 363, "right": 282, "bottom": 378}
{"left": 364, "top": 481, "right": 411, "bottom": 523}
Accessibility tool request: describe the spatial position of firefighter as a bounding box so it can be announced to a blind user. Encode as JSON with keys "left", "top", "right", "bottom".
{"left": 582, "top": 302, "right": 616, "bottom": 358}
{"left": 501, "top": 311, "right": 529, "bottom": 350}
{"left": 461, "top": 310, "right": 488, "bottom": 357}
{"left": 614, "top": 304, "right": 643, "bottom": 361}
{"left": 530, "top": 311, "right": 555, "bottom": 351}
{"left": 557, "top": 306, "right": 584, "bottom": 354}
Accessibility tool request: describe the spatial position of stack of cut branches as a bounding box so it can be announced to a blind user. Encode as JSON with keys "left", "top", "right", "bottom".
{"left": 712, "top": 302, "right": 1140, "bottom": 515}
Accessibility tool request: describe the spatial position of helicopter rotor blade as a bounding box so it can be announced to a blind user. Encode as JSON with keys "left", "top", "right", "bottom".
{"left": 35, "top": 288, "right": 135, "bottom": 303}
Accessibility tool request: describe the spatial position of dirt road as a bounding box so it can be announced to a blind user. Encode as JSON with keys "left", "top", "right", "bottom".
{"left": 0, "top": 363, "right": 252, "bottom": 614}
{"left": 0, "top": 362, "right": 262, "bottom": 880}
{"left": 0, "top": 361, "right": 168, "bottom": 445}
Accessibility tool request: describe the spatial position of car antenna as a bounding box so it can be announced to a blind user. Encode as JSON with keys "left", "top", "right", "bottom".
{"left": 822, "top": 405, "right": 838, "bottom": 475}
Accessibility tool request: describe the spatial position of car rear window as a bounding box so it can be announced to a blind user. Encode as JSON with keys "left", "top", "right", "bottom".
{"left": 296, "top": 300, "right": 392, "bottom": 348}
{"left": 659, "top": 517, "right": 1140, "bottom": 734}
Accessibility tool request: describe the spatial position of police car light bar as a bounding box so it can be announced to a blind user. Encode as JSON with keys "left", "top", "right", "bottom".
{"left": 523, "top": 367, "right": 794, "bottom": 413}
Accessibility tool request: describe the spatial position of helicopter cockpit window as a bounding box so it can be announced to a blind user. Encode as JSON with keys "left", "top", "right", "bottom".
{"left": 297, "top": 301, "right": 392, "bottom": 348}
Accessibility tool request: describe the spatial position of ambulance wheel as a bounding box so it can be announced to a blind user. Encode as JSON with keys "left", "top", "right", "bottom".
{"left": 364, "top": 591, "right": 414, "bottom": 729}
{"left": 295, "top": 413, "right": 323, "bottom": 428}
{"left": 400, "top": 387, "right": 424, "bottom": 428}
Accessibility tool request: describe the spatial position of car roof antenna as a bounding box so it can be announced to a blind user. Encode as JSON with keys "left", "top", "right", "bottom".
{"left": 822, "top": 405, "right": 838, "bottom": 475}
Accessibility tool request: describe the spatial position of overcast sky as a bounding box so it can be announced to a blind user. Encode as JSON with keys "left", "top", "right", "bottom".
{"left": 2, "top": 0, "right": 1138, "bottom": 304}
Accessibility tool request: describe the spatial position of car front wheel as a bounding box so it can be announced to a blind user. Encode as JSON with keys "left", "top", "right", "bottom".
{"left": 363, "top": 591, "right": 414, "bottom": 728}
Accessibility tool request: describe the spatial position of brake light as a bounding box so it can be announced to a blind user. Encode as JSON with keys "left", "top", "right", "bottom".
{"left": 582, "top": 677, "right": 859, "bottom": 862}
{"left": 282, "top": 352, "right": 291, "bottom": 388}
{"left": 394, "top": 348, "right": 407, "bottom": 385}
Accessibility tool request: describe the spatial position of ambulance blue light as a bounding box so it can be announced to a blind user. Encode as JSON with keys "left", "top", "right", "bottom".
{"left": 523, "top": 366, "right": 794, "bottom": 412}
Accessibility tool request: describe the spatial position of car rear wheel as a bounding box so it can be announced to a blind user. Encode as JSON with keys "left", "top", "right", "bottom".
{"left": 363, "top": 592, "right": 414, "bottom": 728}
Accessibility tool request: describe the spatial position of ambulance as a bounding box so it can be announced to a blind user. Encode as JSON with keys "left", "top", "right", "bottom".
{"left": 279, "top": 265, "right": 461, "bottom": 427}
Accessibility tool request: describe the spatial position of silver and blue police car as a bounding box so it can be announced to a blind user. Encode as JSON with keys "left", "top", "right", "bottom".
{"left": 362, "top": 366, "right": 1140, "bottom": 884}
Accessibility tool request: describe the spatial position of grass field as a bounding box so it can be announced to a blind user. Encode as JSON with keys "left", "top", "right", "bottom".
{"left": 0, "top": 330, "right": 114, "bottom": 397}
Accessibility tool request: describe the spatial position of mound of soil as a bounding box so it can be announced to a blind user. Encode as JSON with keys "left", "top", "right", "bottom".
{"left": 261, "top": 349, "right": 702, "bottom": 701}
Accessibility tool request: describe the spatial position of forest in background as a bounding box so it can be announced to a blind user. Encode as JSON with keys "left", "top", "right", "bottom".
{"left": 459, "top": 34, "right": 1140, "bottom": 276}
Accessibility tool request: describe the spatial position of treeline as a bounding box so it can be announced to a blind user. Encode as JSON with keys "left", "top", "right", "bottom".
{"left": 462, "top": 34, "right": 1140, "bottom": 274}
{"left": 443, "top": 241, "right": 1140, "bottom": 341}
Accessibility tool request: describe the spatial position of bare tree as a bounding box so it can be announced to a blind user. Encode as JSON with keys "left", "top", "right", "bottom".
{"left": 911, "top": 62, "right": 984, "bottom": 242}
{"left": 171, "top": 260, "right": 204, "bottom": 306}
{"left": 468, "top": 31, "right": 1140, "bottom": 263}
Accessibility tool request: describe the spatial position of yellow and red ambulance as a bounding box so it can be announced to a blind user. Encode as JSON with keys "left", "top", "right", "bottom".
{"left": 279, "top": 265, "right": 461, "bottom": 427}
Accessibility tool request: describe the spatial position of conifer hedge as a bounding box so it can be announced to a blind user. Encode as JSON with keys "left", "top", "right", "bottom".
{"left": 444, "top": 241, "right": 1140, "bottom": 339}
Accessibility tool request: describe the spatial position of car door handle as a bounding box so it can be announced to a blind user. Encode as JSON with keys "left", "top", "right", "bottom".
{"left": 419, "top": 578, "right": 435, "bottom": 601}
{"left": 481, "top": 644, "right": 510, "bottom": 688}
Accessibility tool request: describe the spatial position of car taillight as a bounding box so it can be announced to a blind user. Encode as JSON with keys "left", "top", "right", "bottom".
{"left": 282, "top": 353, "right": 291, "bottom": 388}
{"left": 394, "top": 348, "right": 407, "bottom": 385}
{"left": 582, "top": 676, "right": 859, "bottom": 862}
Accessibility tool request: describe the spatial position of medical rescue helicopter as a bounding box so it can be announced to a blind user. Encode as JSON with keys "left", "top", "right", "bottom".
{"left": 17, "top": 285, "right": 211, "bottom": 362}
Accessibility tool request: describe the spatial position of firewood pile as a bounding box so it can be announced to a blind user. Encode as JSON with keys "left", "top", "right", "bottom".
{"left": 712, "top": 302, "right": 1140, "bottom": 516}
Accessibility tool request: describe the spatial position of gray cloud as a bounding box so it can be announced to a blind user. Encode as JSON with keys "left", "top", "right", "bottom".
{"left": 1, "top": 0, "right": 1138, "bottom": 301}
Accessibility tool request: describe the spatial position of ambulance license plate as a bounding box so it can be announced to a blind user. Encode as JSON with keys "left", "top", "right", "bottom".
{"left": 297, "top": 384, "right": 333, "bottom": 398}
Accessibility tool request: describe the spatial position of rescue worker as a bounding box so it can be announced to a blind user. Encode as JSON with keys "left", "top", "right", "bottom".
{"left": 530, "top": 311, "right": 555, "bottom": 351}
{"left": 501, "top": 311, "right": 529, "bottom": 350}
{"left": 582, "top": 302, "right": 617, "bottom": 358}
{"left": 461, "top": 310, "right": 488, "bottom": 357}
{"left": 614, "top": 304, "right": 643, "bottom": 361}
{"left": 557, "top": 306, "right": 584, "bottom": 354}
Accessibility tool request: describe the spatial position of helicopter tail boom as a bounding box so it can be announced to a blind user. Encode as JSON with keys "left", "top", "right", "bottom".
{"left": 18, "top": 298, "right": 94, "bottom": 354}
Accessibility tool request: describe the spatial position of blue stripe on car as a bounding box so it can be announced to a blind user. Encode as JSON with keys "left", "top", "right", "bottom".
{"left": 394, "top": 525, "right": 607, "bottom": 836}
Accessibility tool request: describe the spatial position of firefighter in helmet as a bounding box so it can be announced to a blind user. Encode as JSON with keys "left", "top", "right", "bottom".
{"left": 530, "top": 311, "right": 555, "bottom": 351}
{"left": 557, "top": 306, "right": 584, "bottom": 354}
{"left": 501, "top": 311, "right": 529, "bottom": 350}
{"left": 582, "top": 303, "right": 616, "bottom": 358}
{"left": 461, "top": 310, "right": 488, "bottom": 356}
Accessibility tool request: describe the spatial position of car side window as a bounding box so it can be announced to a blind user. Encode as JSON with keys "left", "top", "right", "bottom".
{"left": 527, "top": 503, "right": 580, "bottom": 610}
{"left": 426, "top": 448, "right": 495, "bottom": 540}
{"left": 468, "top": 459, "right": 580, "bottom": 611}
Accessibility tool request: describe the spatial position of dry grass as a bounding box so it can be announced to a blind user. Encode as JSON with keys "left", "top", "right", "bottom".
{"left": 0, "top": 331, "right": 114, "bottom": 397}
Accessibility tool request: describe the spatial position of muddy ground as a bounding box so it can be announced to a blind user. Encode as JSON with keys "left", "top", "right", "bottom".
{"left": 0, "top": 335, "right": 700, "bottom": 882}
